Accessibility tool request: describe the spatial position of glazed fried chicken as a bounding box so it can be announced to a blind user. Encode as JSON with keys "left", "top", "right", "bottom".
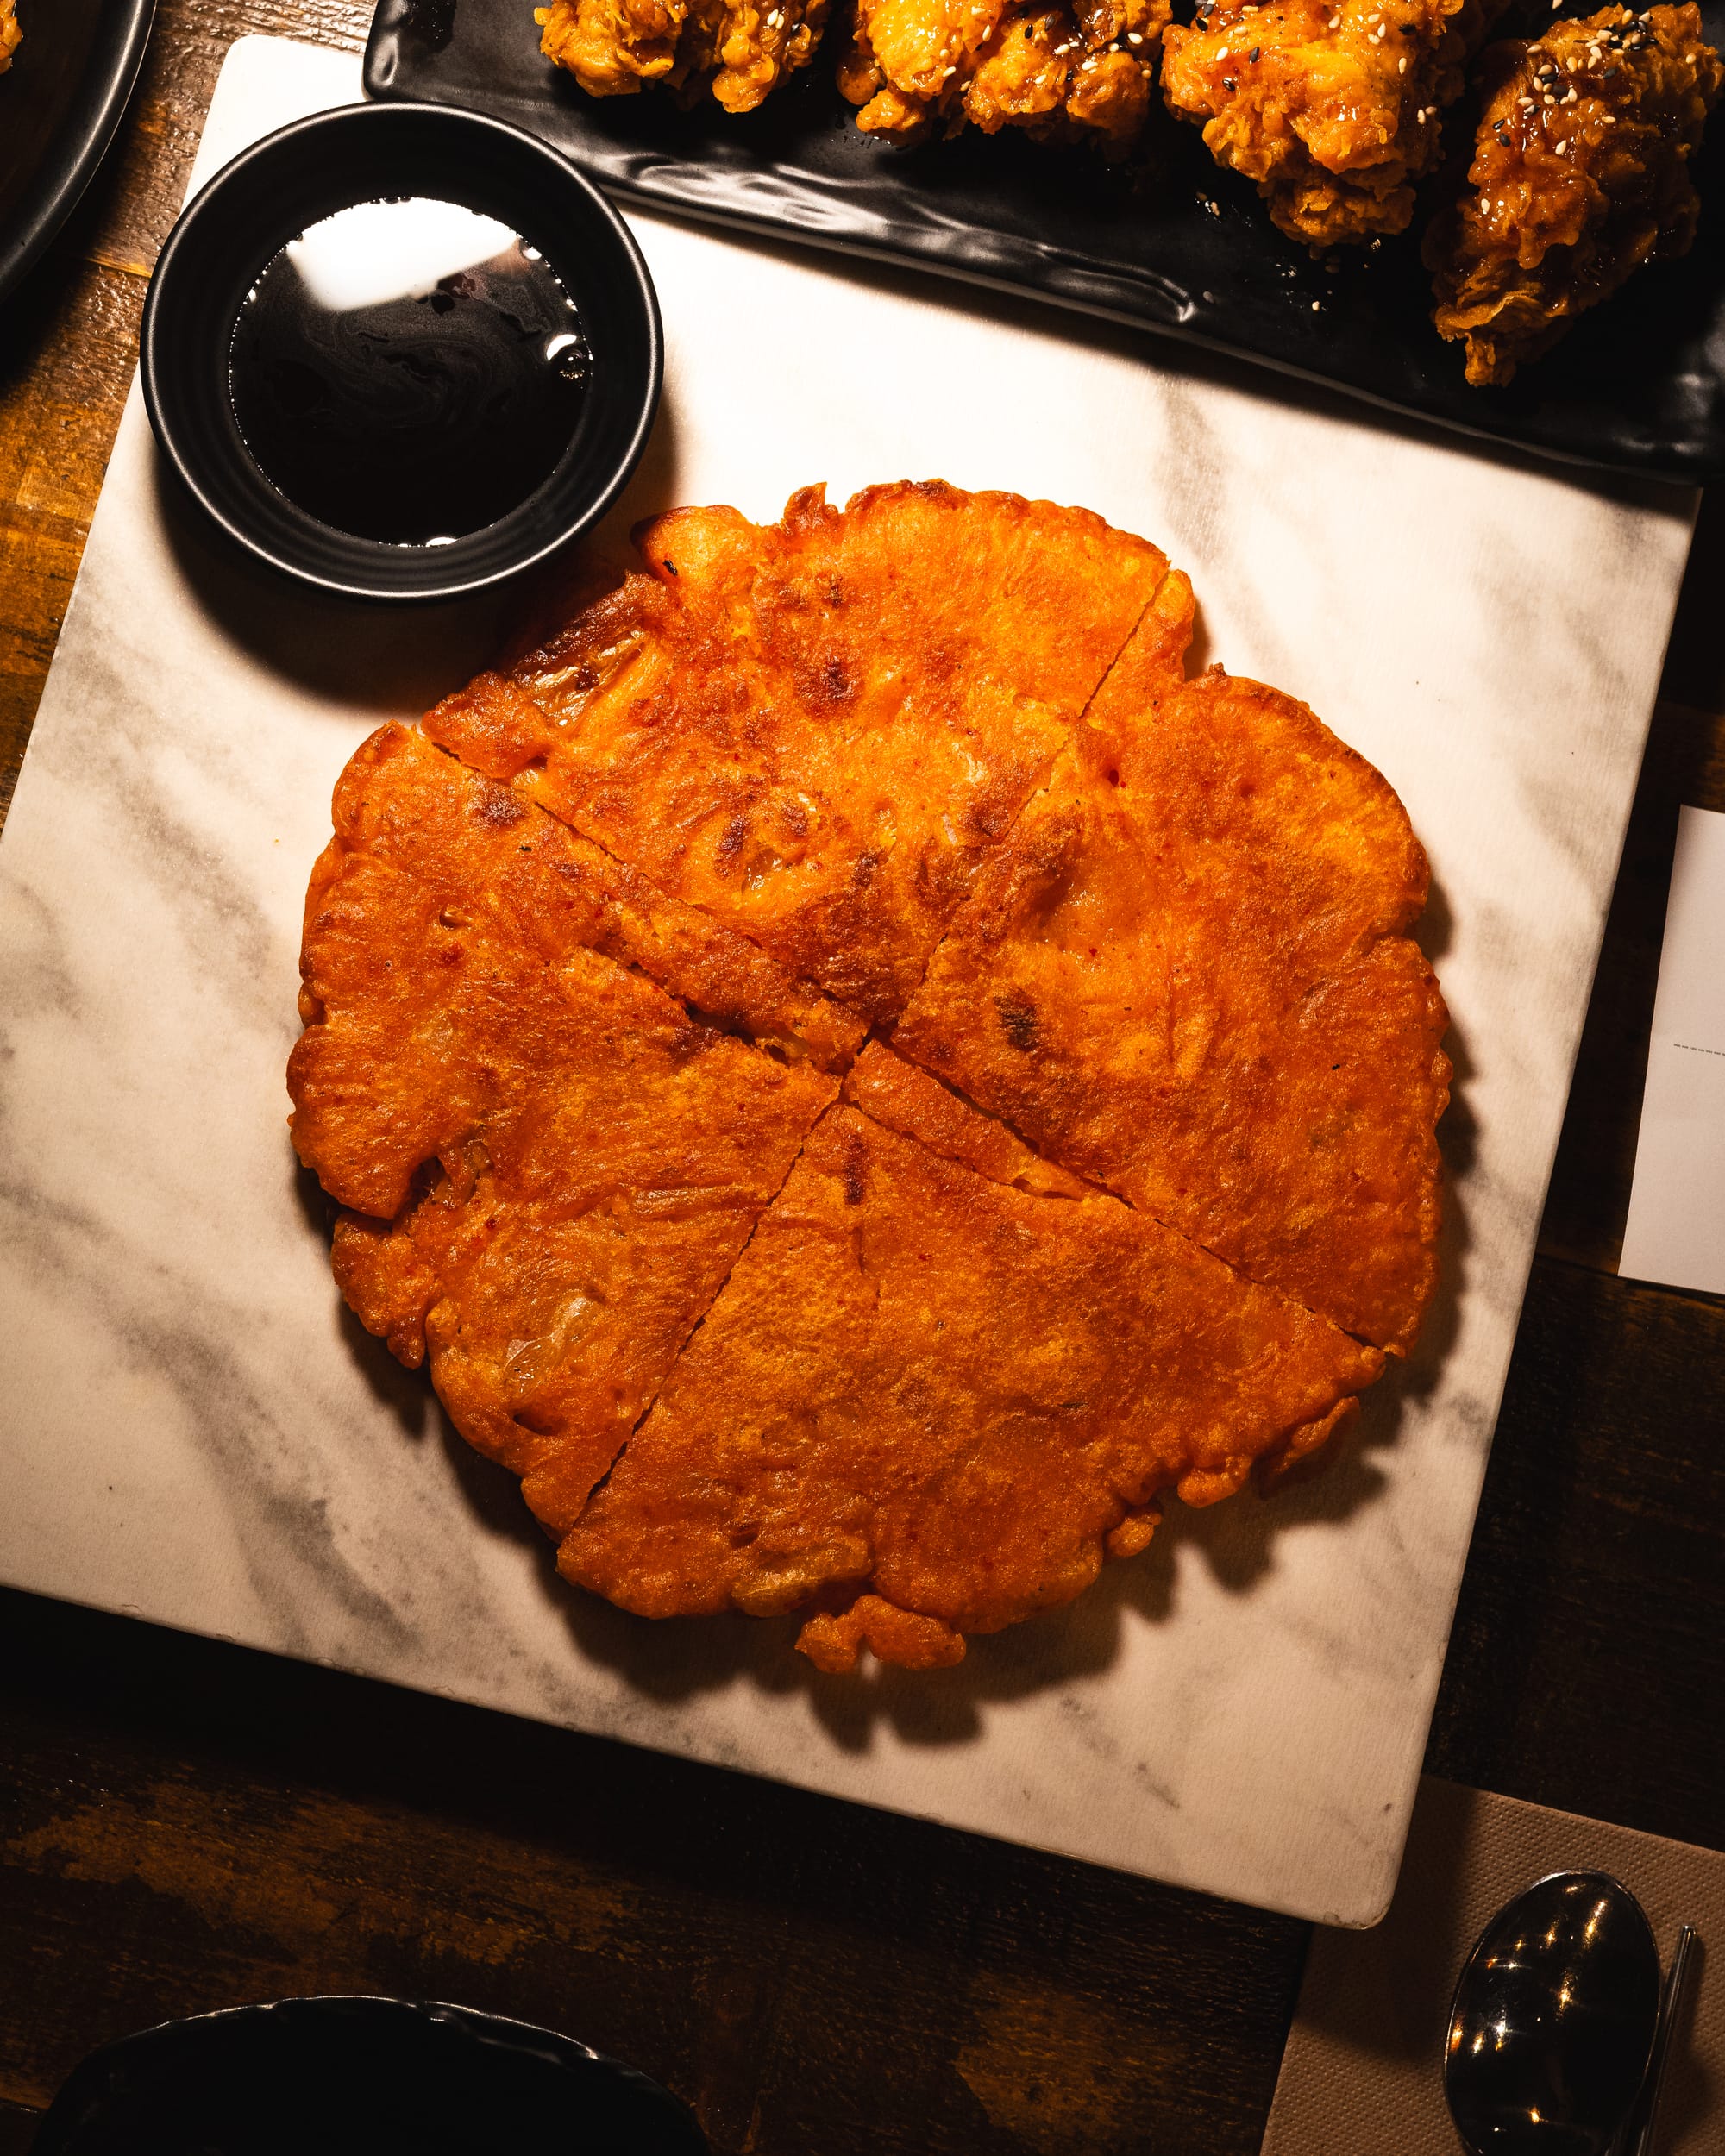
{"left": 536, "top": 0, "right": 827, "bottom": 111}
{"left": 1162, "top": 0, "right": 1502, "bottom": 248}
{"left": 1426, "top": 3, "right": 1722, "bottom": 385}
{"left": 837, "top": 0, "right": 1170, "bottom": 157}
{"left": 1, "top": 2, "right": 20, "bottom": 75}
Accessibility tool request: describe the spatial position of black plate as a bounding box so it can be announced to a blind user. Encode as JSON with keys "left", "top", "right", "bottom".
{"left": 141, "top": 101, "right": 662, "bottom": 603}
{"left": 30, "top": 1995, "right": 708, "bottom": 2154}
{"left": 366, "top": 0, "right": 1725, "bottom": 480}
{"left": 0, "top": 0, "right": 155, "bottom": 304}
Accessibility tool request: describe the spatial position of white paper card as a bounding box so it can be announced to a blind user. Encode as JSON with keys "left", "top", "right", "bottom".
{"left": 1621, "top": 805, "right": 1725, "bottom": 1295}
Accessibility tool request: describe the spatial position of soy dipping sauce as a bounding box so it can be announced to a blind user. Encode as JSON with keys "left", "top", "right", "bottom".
{"left": 229, "top": 197, "right": 591, "bottom": 547}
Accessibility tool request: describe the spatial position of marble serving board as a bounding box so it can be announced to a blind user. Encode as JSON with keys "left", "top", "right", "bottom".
{"left": 0, "top": 36, "right": 1696, "bottom": 1928}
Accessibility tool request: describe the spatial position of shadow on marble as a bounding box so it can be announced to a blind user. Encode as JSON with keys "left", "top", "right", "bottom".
{"left": 154, "top": 459, "right": 505, "bottom": 718}
{"left": 151, "top": 396, "right": 694, "bottom": 728}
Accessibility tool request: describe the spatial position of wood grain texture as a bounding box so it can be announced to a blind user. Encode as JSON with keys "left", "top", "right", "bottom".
{"left": 1428, "top": 1258, "right": 1725, "bottom": 1842}
{"left": 0, "top": 9, "right": 1722, "bottom": 2153}
{"left": 0, "top": 1587, "right": 1305, "bottom": 2155}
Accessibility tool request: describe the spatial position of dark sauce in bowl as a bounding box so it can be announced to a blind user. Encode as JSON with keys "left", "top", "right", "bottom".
{"left": 229, "top": 197, "right": 591, "bottom": 546}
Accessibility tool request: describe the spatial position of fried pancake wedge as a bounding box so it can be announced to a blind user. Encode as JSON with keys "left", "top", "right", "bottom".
{"left": 894, "top": 644, "right": 1449, "bottom": 1352}
{"left": 559, "top": 1098, "right": 1384, "bottom": 1668}
{"left": 842, "top": 1037, "right": 1091, "bottom": 1197}
{"left": 1162, "top": 0, "right": 1503, "bottom": 248}
{"left": 290, "top": 746, "right": 835, "bottom": 1535}
{"left": 323, "top": 719, "right": 865, "bottom": 1072}
{"left": 423, "top": 481, "right": 1191, "bottom": 1028}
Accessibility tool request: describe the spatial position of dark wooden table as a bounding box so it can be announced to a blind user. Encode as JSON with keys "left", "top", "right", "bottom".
{"left": 2, "top": 9, "right": 1722, "bottom": 2151}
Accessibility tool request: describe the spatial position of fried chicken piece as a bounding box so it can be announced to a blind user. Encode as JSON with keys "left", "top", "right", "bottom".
{"left": 560, "top": 1100, "right": 1384, "bottom": 1668}
{"left": 289, "top": 737, "right": 835, "bottom": 1536}
{"left": 894, "top": 630, "right": 1451, "bottom": 1354}
{"left": 536, "top": 0, "right": 827, "bottom": 111}
{"left": 837, "top": 0, "right": 1168, "bottom": 155}
{"left": 0, "top": 3, "right": 19, "bottom": 75}
{"left": 1162, "top": 0, "right": 1502, "bottom": 247}
{"left": 425, "top": 481, "right": 1189, "bottom": 1029}
{"left": 1425, "top": 3, "right": 1722, "bottom": 386}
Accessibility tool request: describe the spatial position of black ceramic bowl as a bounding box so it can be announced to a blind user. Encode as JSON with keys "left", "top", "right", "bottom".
{"left": 141, "top": 101, "right": 662, "bottom": 603}
{"left": 29, "top": 1995, "right": 707, "bottom": 2154}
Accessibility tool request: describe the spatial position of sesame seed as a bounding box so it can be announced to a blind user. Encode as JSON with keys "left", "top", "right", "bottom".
{"left": 1250, "top": 43, "right": 1260, "bottom": 57}
{"left": 1398, "top": 52, "right": 1406, "bottom": 66}
{"left": 1127, "top": 28, "right": 1143, "bottom": 39}
{"left": 1311, "top": 299, "right": 1320, "bottom": 310}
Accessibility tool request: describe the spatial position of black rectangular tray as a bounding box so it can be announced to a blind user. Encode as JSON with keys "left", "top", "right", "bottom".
{"left": 366, "top": 0, "right": 1725, "bottom": 480}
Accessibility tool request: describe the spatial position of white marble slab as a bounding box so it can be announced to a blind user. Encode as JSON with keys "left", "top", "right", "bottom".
{"left": 0, "top": 36, "right": 1695, "bottom": 1927}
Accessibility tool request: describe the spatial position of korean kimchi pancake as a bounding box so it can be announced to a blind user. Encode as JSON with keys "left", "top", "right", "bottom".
{"left": 421, "top": 480, "right": 1195, "bottom": 1025}
{"left": 560, "top": 1093, "right": 1384, "bottom": 1668}
{"left": 289, "top": 484, "right": 1450, "bottom": 1673}
{"left": 290, "top": 774, "right": 834, "bottom": 1537}
{"left": 894, "top": 648, "right": 1450, "bottom": 1353}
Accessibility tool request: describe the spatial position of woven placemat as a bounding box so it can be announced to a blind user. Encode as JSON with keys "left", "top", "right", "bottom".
{"left": 1263, "top": 1777, "right": 1722, "bottom": 2154}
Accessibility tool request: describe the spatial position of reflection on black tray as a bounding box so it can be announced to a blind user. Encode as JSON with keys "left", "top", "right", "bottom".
{"left": 366, "top": 0, "right": 1725, "bottom": 479}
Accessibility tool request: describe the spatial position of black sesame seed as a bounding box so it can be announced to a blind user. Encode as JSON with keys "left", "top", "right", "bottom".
{"left": 1250, "top": 42, "right": 1260, "bottom": 56}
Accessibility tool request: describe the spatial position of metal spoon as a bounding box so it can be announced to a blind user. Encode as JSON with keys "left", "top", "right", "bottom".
{"left": 1444, "top": 1871, "right": 1661, "bottom": 2155}
{"left": 1624, "top": 1923, "right": 1697, "bottom": 2156}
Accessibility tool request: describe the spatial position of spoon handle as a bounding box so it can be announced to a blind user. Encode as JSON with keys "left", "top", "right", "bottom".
{"left": 1623, "top": 1922, "right": 1697, "bottom": 2156}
